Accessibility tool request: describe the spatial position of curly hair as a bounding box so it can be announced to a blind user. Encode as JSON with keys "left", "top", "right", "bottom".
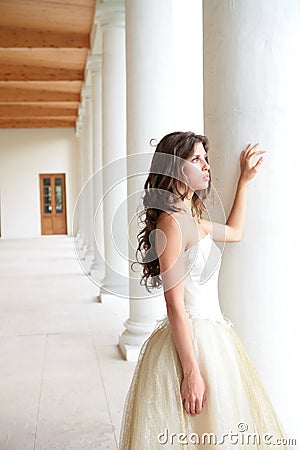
{"left": 132, "top": 131, "right": 211, "bottom": 293}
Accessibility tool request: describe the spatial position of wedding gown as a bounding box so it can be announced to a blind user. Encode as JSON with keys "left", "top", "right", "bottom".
{"left": 119, "top": 233, "right": 291, "bottom": 449}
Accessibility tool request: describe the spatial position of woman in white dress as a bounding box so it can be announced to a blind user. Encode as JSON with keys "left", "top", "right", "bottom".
{"left": 119, "top": 131, "right": 291, "bottom": 449}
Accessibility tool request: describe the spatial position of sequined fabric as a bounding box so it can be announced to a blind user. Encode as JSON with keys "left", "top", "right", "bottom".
{"left": 119, "top": 235, "right": 291, "bottom": 449}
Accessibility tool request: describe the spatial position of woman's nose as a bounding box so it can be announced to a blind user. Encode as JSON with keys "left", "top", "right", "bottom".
{"left": 202, "top": 160, "right": 210, "bottom": 171}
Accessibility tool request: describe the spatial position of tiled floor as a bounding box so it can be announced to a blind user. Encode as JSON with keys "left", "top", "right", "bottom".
{"left": 0, "top": 236, "right": 136, "bottom": 450}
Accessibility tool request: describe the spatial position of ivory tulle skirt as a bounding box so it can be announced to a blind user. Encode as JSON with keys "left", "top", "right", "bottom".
{"left": 119, "top": 316, "right": 291, "bottom": 449}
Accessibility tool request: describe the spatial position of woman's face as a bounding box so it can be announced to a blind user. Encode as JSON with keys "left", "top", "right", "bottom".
{"left": 182, "top": 142, "right": 210, "bottom": 191}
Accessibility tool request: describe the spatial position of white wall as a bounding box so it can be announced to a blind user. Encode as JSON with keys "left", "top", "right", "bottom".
{"left": 0, "top": 128, "right": 79, "bottom": 239}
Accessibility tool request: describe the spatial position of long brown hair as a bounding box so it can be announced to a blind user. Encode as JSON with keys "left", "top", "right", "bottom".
{"left": 133, "top": 131, "right": 211, "bottom": 292}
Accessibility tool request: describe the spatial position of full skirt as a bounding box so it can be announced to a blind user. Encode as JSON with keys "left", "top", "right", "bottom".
{"left": 119, "top": 317, "right": 291, "bottom": 449}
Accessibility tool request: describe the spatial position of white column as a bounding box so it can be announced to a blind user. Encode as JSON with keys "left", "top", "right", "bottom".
{"left": 203, "top": 0, "right": 300, "bottom": 438}
{"left": 81, "top": 86, "right": 94, "bottom": 273}
{"left": 119, "top": 0, "right": 172, "bottom": 361}
{"left": 76, "top": 103, "right": 89, "bottom": 258}
{"left": 172, "top": 0, "right": 204, "bottom": 129}
{"left": 119, "top": 0, "right": 204, "bottom": 361}
{"left": 95, "top": 1, "right": 128, "bottom": 300}
{"left": 74, "top": 113, "right": 85, "bottom": 251}
{"left": 87, "top": 55, "right": 105, "bottom": 285}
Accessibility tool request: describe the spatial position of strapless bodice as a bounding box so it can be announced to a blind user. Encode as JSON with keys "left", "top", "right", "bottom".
{"left": 184, "top": 233, "right": 233, "bottom": 328}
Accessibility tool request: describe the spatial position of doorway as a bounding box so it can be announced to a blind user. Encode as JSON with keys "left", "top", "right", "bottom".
{"left": 39, "top": 174, "right": 67, "bottom": 235}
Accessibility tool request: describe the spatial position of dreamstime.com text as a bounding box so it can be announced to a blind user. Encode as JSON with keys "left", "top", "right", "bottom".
{"left": 157, "top": 423, "right": 297, "bottom": 446}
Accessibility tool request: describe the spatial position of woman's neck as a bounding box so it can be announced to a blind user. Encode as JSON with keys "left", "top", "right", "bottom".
{"left": 175, "top": 186, "right": 194, "bottom": 210}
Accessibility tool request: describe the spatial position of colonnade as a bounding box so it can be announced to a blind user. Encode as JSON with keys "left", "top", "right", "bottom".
{"left": 74, "top": 0, "right": 299, "bottom": 437}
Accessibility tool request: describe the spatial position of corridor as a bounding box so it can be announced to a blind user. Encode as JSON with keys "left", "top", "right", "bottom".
{"left": 0, "top": 0, "right": 298, "bottom": 446}
{"left": 0, "top": 236, "right": 135, "bottom": 449}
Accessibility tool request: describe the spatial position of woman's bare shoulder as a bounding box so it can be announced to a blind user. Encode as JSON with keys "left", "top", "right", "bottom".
{"left": 156, "top": 210, "right": 178, "bottom": 230}
{"left": 155, "top": 211, "right": 184, "bottom": 256}
{"left": 156, "top": 209, "right": 192, "bottom": 250}
{"left": 156, "top": 208, "right": 187, "bottom": 229}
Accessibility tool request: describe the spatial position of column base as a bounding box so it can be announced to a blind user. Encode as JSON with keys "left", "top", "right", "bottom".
{"left": 118, "top": 341, "right": 144, "bottom": 362}
{"left": 99, "top": 285, "right": 129, "bottom": 302}
{"left": 73, "top": 234, "right": 86, "bottom": 258}
{"left": 99, "top": 276, "right": 129, "bottom": 299}
{"left": 118, "top": 316, "right": 161, "bottom": 361}
{"left": 75, "top": 233, "right": 85, "bottom": 247}
{"left": 118, "top": 329, "right": 151, "bottom": 361}
{"left": 89, "top": 258, "right": 103, "bottom": 272}
{"left": 76, "top": 248, "right": 86, "bottom": 260}
{"left": 82, "top": 252, "right": 94, "bottom": 274}
{"left": 89, "top": 257, "right": 105, "bottom": 284}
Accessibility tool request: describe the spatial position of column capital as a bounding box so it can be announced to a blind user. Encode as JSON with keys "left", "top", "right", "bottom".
{"left": 95, "top": 1, "right": 125, "bottom": 29}
{"left": 86, "top": 54, "right": 102, "bottom": 73}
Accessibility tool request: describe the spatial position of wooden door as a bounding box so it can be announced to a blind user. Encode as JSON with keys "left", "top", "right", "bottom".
{"left": 39, "top": 174, "right": 67, "bottom": 235}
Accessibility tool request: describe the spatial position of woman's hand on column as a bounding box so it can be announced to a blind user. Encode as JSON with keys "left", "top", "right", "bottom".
{"left": 239, "top": 143, "right": 266, "bottom": 184}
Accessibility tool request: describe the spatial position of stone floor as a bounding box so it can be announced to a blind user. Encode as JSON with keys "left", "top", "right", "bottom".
{"left": 0, "top": 235, "right": 136, "bottom": 450}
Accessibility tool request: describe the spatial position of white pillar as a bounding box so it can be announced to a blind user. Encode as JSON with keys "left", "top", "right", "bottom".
{"left": 95, "top": 1, "right": 128, "bottom": 300}
{"left": 74, "top": 113, "right": 85, "bottom": 251}
{"left": 81, "top": 86, "right": 94, "bottom": 273}
{"left": 87, "top": 55, "right": 105, "bottom": 285}
{"left": 172, "top": 0, "right": 204, "bottom": 129}
{"left": 119, "top": 0, "right": 172, "bottom": 361}
{"left": 119, "top": 0, "right": 204, "bottom": 361}
{"left": 203, "top": 0, "right": 300, "bottom": 438}
{"left": 76, "top": 103, "right": 89, "bottom": 258}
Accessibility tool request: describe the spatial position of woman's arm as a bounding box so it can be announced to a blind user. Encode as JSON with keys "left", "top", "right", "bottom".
{"left": 201, "top": 143, "right": 266, "bottom": 242}
{"left": 166, "top": 302, "right": 207, "bottom": 416}
{"left": 155, "top": 213, "right": 206, "bottom": 415}
{"left": 225, "top": 177, "right": 248, "bottom": 241}
{"left": 201, "top": 179, "right": 247, "bottom": 242}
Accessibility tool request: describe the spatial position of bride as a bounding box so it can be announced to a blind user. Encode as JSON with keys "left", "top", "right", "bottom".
{"left": 119, "top": 131, "right": 290, "bottom": 449}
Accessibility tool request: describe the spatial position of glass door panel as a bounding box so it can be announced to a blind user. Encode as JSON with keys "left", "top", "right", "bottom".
{"left": 43, "top": 178, "right": 52, "bottom": 214}
{"left": 55, "top": 177, "right": 63, "bottom": 213}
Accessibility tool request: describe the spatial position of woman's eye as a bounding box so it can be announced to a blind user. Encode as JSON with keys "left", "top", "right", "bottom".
{"left": 191, "top": 155, "right": 208, "bottom": 163}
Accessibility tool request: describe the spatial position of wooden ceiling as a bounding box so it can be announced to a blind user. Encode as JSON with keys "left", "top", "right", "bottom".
{"left": 0, "top": 0, "right": 96, "bottom": 129}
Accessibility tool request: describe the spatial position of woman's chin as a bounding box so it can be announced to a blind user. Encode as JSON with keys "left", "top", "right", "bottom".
{"left": 196, "top": 181, "right": 209, "bottom": 190}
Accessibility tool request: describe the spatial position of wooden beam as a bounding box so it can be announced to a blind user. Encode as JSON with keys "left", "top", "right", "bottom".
{"left": 0, "top": 48, "right": 87, "bottom": 66}
{"left": 0, "top": 65, "right": 84, "bottom": 81}
{"left": 0, "top": 0, "right": 95, "bottom": 34}
{"left": 0, "top": 104, "right": 78, "bottom": 117}
{"left": 0, "top": 49, "right": 87, "bottom": 81}
{"left": 0, "top": 82, "right": 81, "bottom": 102}
{"left": 0, "top": 117, "right": 76, "bottom": 128}
{"left": 0, "top": 101, "right": 79, "bottom": 107}
{"left": 0, "top": 28, "right": 90, "bottom": 48}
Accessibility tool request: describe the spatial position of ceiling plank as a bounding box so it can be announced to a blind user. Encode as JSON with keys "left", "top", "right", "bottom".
{"left": 0, "top": 105, "right": 78, "bottom": 117}
{"left": 0, "top": 82, "right": 82, "bottom": 102}
{"left": 0, "top": 101, "right": 79, "bottom": 107}
{"left": 0, "top": 28, "right": 89, "bottom": 48}
{"left": 0, "top": 65, "right": 84, "bottom": 82}
{"left": 0, "top": 117, "right": 76, "bottom": 128}
{"left": 0, "top": 49, "right": 87, "bottom": 66}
